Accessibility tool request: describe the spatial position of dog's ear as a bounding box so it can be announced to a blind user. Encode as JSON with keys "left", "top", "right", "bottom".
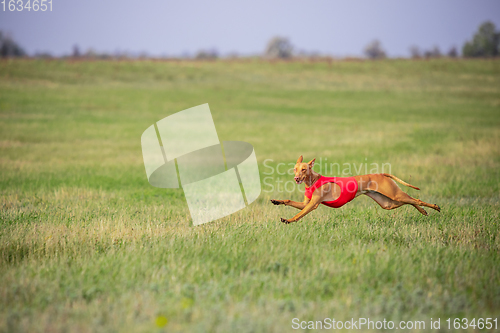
{"left": 296, "top": 155, "right": 303, "bottom": 164}
{"left": 308, "top": 158, "right": 316, "bottom": 169}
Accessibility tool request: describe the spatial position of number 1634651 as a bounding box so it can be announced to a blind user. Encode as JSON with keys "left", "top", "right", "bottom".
{"left": 2, "top": 0, "right": 52, "bottom": 11}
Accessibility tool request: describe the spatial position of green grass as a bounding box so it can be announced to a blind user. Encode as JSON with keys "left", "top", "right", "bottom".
{"left": 1, "top": 58, "right": 499, "bottom": 332}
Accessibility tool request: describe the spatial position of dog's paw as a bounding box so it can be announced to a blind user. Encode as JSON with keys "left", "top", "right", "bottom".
{"left": 435, "top": 204, "right": 441, "bottom": 212}
{"left": 280, "top": 217, "right": 291, "bottom": 224}
{"left": 270, "top": 199, "right": 283, "bottom": 205}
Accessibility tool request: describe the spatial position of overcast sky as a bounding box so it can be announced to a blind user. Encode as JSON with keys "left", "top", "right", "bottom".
{"left": 1, "top": 0, "right": 499, "bottom": 57}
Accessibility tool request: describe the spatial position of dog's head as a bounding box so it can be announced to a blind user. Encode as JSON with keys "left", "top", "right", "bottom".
{"left": 293, "top": 155, "right": 315, "bottom": 184}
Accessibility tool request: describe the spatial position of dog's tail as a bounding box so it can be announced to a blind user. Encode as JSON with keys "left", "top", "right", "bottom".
{"left": 382, "top": 173, "right": 420, "bottom": 190}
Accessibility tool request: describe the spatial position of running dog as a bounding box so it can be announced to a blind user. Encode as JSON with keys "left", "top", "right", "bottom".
{"left": 271, "top": 156, "right": 440, "bottom": 224}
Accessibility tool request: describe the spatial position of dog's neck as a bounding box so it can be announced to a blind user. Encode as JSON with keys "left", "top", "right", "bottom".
{"left": 305, "top": 170, "right": 322, "bottom": 188}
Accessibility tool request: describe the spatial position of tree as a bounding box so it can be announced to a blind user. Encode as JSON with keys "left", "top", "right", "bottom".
{"left": 364, "top": 40, "right": 386, "bottom": 59}
{"left": 0, "top": 31, "right": 26, "bottom": 58}
{"left": 447, "top": 46, "right": 458, "bottom": 58}
{"left": 462, "top": 21, "right": 500, "bottom": 57}
{"left": 409, "top": 45, "right": 421, "bottom": 59}
{"left": 72, "top": 45, "right": 81, "bottom": 58}
{"left": 195, "top": 49, "right": 218, "bottom": 60}
{"left": 264, "top": 37, "right": 293, "bottom": 59}
{"left": 424, "top": 46, "right": 441, "bottom": 58}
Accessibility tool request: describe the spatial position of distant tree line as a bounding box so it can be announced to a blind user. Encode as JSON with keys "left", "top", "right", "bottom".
{"left": 1, "top": 21, "right": 499, "bottom": 59}
{"left": 408, "top": 45, "right": 458, "bottom": 59}
{"left": 194, "top": 49, "right": 219, "bottom": 60}
{"left": 364, "top": 21, "right": 499, "bottom": 59}
{"left": 265, "top": 21, "right": 499, "bottom": 60}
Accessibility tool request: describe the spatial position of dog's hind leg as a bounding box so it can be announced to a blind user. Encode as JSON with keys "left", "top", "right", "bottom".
{"left": 411, "top": 204, "right": 428, "bottom": 216}
{"left": 391, "top": 191, "right": 440, "bottom": 213}
{"left": 366, "top": 175, "right": 440, "bottom": 213}
{"left": 404, "top": 195, "right": 440, "bottom": 212}
{"left": 365, "top": 191, "right": 405, "bottom": 210}
{"left": 365, "top": 191, "right": 428, "bottom": 216}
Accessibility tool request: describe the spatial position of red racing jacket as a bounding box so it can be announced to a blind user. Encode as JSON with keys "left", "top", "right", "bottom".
{"left": 304, "top": 176, "right": 358, "bottom": 208}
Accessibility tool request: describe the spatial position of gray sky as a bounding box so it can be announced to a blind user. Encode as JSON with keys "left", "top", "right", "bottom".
{"left": 1, "top": 0, "right": 499, "bottom": 57}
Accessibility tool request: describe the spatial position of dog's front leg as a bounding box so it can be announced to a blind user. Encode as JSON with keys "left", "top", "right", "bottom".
{"left": 281, "top": 198, "right": 321, "bottom": 224}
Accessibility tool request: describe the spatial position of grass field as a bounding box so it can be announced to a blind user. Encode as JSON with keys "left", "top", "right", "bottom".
{"left": 1, "top": 58, "right": 499, "bottom": 332}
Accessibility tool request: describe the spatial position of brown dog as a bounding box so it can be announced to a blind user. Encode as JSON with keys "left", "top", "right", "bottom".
{"left": 271, "top": 156, "right": 440, "bottom": 224}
